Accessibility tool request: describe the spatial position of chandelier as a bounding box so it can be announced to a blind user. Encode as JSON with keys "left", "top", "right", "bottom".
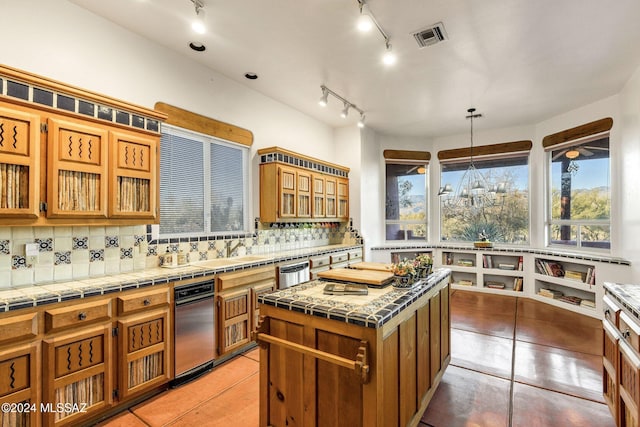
{"left": 438, "top": 108, "right": 507, "bottom": 208}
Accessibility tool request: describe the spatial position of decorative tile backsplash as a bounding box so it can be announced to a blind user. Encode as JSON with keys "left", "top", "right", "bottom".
{"left": 0, "top": 221, "right": 362, "bottom": 289}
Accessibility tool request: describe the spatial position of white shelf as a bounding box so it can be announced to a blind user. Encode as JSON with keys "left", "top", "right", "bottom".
{"left": 534, "top": 273, "right": 595, "bottom": 293}
{"left": 531, "top": 294, "right": 597, "bottom": 316}
{"left": 483, "top": 268, "right": 524, "bottom": 277}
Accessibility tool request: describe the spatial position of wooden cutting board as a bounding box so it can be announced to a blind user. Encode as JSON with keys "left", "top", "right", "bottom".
{"left": 349, "top": 262, "right": 393, "bottom": 272}
{"left": 317, "top": 268, "right": 394, "bottom": 286}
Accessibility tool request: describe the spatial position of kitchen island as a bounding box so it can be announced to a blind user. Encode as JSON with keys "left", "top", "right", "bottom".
{"left": 254, "top": 268, "right": 451, "bottom": 427}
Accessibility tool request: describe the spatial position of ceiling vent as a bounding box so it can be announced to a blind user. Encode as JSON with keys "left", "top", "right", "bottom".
{"left": 412, "top": 22, "right": 448, "bottom": 48}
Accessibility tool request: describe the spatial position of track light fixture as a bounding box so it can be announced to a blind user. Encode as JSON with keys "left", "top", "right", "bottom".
{"left": 191, "top": 0, "right": 206, "bottom": 34}
{"left": 356, "top": 0, "right": 395, "bottom": 66}
{"left": 318, "top": 85, "right": 365, "bottom": 128}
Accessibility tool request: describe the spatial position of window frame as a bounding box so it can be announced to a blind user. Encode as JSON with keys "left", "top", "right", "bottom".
{"left": 384, "top": 159, "right": 429, "bottom": 242}
{"left": 544, "top": 132, "right": 611, "bottom": 252}
{"left": 158, "top": 123, "right": 251, "bottom": 239}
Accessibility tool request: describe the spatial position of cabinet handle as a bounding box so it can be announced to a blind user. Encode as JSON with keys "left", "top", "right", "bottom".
{"left": 143, "top": 299, "right": 151, "bottom": 306}
{"left": 78, "top": 312, "right": 87, "bottom": 321}
{"left": 623, "top": 329, "right": 631, "bottom": 339}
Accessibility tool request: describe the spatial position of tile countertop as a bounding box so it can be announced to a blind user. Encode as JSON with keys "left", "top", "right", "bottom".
{"left": 0, "top": 244, "right": 362, "bottom": 313}
{"left": 258, "top": 268, "right": 451, "bottom": 329}
{"left": 604, "top": 282, "right": 640, "bottom": 320}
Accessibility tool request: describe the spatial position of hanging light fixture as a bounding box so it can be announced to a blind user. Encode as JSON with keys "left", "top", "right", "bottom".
{"left": 565, "top": 149, "right": 580, "bottom": 159}
{"left": 440, "top": 108, "right": 508, "bottom": 208}
{"left": 190, "top": 0, "right": 206, "bottom": 34}
{"left": 318, "top": 85, "right": 366, "bottom": 128}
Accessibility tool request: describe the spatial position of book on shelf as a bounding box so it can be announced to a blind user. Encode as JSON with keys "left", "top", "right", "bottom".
{"left": 538, "top": 288, "right": 563, "bottom": 299}
{"left": 457, "top": 279, "right": 474, "bottom": 286}
{"left": 482, "top": 255, "right": 493, "bottom": 269}
{"left": 513, "top": 277, "right": 523, "bottom": 291}
{"left": 580, "top": 299, "right": 596, "bottom": 309}
{"left": 457, "top": 259, "right": 474, "bottom": 267}
{"left": 535, "top": 259, "right": 565, "bottom": 277}
{"left": 585, "top": 267, "right": 595, "bottom": 286}
{"left": 485, "top": 281, "right": 505, "bottom": 289}
{"left": 564, "top": 270, "right": 586, "bottom": 282}
{"left": 517, "top": 256, "right": 524, "bottom": 271}
{"left": 498, "top": 263, "right": 515, "bottom": 270}
{"left": 558, "top": 295, "right": 582, "bottom": 305}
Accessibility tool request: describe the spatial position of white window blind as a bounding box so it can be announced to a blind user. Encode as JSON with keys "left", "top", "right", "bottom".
{"left": 160, "top": 125, "right": 249, "bottom": 237}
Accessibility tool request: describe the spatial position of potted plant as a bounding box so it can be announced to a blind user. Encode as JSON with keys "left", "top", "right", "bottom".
{"left": 391, "top": 259, "right": 416, "bottom": 288}
{"left": 414, "top": 254, "right": 433, "bottom": 278}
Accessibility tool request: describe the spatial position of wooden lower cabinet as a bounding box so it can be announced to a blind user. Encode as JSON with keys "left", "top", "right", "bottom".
{"left": 116, "top": 309, "right": 171, "bottom": 400}
{"left": 256, "top": 282, "right": 450, "bottom": 427}
{"left": 42, "top": 324, "right": 113, "bottom": 426}
{"left": 604, "top": 320, "right": 619, "bottom": 424}
{"left": 216, "top": 266, "right": 276, "bottom": 358}
{"left": 0, "top": 342, "right": 40, "bottom": 427}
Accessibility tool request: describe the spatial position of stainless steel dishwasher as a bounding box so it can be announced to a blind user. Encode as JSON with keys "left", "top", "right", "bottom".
{"left": 173, "top": 280, "right": 215, "bottom": 387}
{"left": 278, "top": 260, "right": 310, "bottom": 289}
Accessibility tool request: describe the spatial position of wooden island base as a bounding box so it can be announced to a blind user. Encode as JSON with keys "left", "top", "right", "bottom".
{"left": 254, "top": 273, "right": 450, "bottom": 427}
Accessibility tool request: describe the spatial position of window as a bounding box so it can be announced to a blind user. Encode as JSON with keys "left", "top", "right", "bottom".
{"left": 160, "top": 125, "right": 249, "bottom": 237}
{"left": 440, "top": 154, "right": 529, "bottom": 244}
{"left": 547, "top": 135, "right": 610, "bottom": 250}
{"left": 385, "top": 161, "right": 428, "bottom": 241}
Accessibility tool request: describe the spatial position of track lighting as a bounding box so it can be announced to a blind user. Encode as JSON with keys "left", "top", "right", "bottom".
{"left": 341, "top": 103, "right": 350, "bottom": 118}
{"left": 318, "top": 85, "right": 366, "bottom": 128}
{"left": 356, "top": 0, "right": 396, "bottom": 66}
{"left": 191, "top": 0, "right": 206, "bottom": 35}
{"left": 357, "top": 2, "right": 374, "bottom": 32}
{"left": 318, "top": 87, "right": 329, "bottom": 107}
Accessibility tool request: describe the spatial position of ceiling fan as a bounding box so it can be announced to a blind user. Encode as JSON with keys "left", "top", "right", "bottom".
{"left": 552, "top": 145, "right": 608, "bottom": 161}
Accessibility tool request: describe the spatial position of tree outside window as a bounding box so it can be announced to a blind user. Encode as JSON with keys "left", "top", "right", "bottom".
{"left": 385, "top": 162, "right": 427, "bottom": 241}
{"left": 440, "top": 155, "right": 529, "bottom": 244}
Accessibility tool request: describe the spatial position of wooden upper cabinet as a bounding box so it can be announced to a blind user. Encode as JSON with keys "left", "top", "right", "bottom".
{"left": 109, "top": 130, "right": 159, "bottom": 220}
{"left": 0, "top": 103, "right": 40, "bottom": 219}
{"left": 278, "top": 165, "right": 297, "bottom": 218}
{"left": 47, "top": 117, "right": 109, "bottom": 218}
{"left": 337, "top": 177, "right": 349, "bottom": 220}
{"left": 312, "top": 174, "right": 325, "bottom": 218}
{"left": 258, "top": 147, "right": 349, "bottom": 223}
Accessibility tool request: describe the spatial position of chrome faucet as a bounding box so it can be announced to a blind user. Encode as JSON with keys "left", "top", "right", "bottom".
{"left": 226, "top": 240, "right": 242, "bottom": 257}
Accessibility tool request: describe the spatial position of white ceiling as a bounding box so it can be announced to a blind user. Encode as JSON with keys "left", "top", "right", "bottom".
{"left": 70, "top": 0, "right": 640, "bottom": 138}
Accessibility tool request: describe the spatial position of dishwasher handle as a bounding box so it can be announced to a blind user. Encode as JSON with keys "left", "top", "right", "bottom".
{"left": 279, "top": 261, "right": 309, "bottom": 274}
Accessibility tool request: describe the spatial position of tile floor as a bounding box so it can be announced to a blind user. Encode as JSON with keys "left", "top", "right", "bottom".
{"left": 96, "top": 290, "right": 614, "bottom": 427}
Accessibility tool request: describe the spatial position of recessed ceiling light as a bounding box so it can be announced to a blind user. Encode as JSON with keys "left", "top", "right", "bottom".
{"left": 189, "top": 42, "right": 206, "bottom": 52}
{"left": 244, "top": 72, "right": 258, "bottom": 80}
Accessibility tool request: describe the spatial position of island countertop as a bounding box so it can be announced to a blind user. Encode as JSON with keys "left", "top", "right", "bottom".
{"left": 258, "top": 268, "right": 451, "bottom": 328}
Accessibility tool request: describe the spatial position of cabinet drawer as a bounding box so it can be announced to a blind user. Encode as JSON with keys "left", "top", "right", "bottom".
{"left": 217, "top": 266, "right": 276, "bottom": 292}
{"left": 44, "top": 299, "right": 112, "bottom": 333}
{"left": 117, "top": 287, "right": 169, "bottom": 315}
{"left": 619, "top": 311, "right": 640, "bottom": 352}
{"left": 603, "top": 294, "right": 621, "bottom": 326}
{"left": 330, "top": 253, "right": 348, "bottom": 264}
{"left": 309, "top": 255, "right": 330, "bottom": 269}
{"left": 311, "top": 265, "right": 330, "bottom": 279}
{"left": 348, "top": 249, "right": 363, "bottom": 261}
{"left": 0, "top": 312, "right": 38, "bottom": 345}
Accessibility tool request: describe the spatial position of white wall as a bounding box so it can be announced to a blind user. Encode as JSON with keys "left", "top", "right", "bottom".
{"left": 0, "top": 0, "right": 338, "bottom": 221}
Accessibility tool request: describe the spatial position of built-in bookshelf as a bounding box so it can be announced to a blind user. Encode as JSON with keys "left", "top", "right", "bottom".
{"left": 533, "top": 256, "right": 597, "bottom": 314}
{"left": 442, "top": 250, "right": 524, "bottom": 293}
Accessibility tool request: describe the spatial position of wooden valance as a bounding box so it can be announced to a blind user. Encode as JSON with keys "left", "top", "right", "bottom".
{"left": 437, "top": 140, "right": 532, "bottom": 161}
{"left": 154, "top": 102, "right": 253, "bottom": 146}
{"left": 542, "top": 117, "right": 613, "bottom": 148}
{"left": 383, "top": 149, "right": 431, "bottom": 161}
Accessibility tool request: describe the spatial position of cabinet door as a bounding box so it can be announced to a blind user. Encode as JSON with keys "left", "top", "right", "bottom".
{"left": 337, "top": 177, "right": 349, "bottom": 219}
{"left": 117, "top": 309, "right": 170, "bottom": 400}
{"left": 0, "top": 343, "right": 39, "bottom": 427}
{"left": 603, "top": 320, "right": 619, "bottom": 424}
{"left": 297, "top": 170, "right": 312, "bottom": 218}
{"left": 619, "top": 339, "right": 640, "bottom": 427}
{"left": 0, "top": 103, "right": 40, "bottom": 219}
{"left": 217, "top": 288, "right": 251, "bottom": 356}
{"left": 278, "top": 166, "right": 297, "bottom": 218}
{"left": 43, "top": 324, "right": 113, "bottom": 426}
{"left": 325, "top": 176, "right": 337, "bottom": 218}
{"left": 47, "top": 117, "right": 108, "bottom": 218}
{"left": 108, "top": 130, "right": 159, "bottom": 220}
{"left": 312, "top": 174, "right": 325, "bottom": 218}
